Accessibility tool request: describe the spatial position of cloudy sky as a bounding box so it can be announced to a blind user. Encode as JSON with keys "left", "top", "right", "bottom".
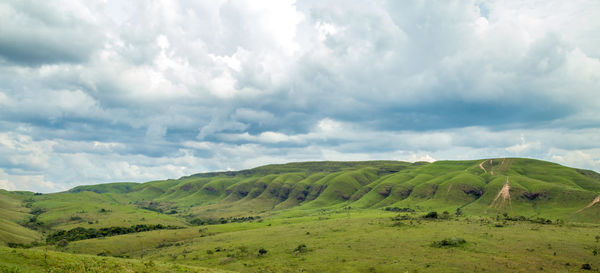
{"left": 1, "top": 0, "right": 599, "bottom": 192}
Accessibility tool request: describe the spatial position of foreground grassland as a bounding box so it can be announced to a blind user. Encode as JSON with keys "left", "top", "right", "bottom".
{"left": 2, "top": 158, "right": 600, "bottom": 272}
{"left": 43, "top": 210, "right": 600, "bottom": 273}
{"left": 0, "top": 246, "right": 226, "bottom": 273}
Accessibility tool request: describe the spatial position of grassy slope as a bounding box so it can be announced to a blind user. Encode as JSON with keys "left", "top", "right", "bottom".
{"left": 32, "top": 191, "right": 188, "bottom": 230}
{"left": 0, "top": 190, "right": 41, "bottom": 244}
{"left": 0, "top": 246, "right": 227, "bottom": 273}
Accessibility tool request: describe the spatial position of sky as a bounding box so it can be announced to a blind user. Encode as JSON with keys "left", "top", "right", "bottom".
{"left": 1, "top": 0, "right": 599, "bottom": 193}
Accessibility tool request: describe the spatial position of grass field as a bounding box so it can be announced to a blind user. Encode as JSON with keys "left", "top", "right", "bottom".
{"left": 41, "top": 210, "right": 600, "bottom": 272}
{"left": 0, "top": 246, "right": 227, "bottom": 272}
{"left": 2, "top": 158, "right": 600, "bottom": 272}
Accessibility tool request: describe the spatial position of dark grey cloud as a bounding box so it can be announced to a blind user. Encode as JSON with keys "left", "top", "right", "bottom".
{"left": 0, "top": 0, "right": 599, "bottom": 192}
{"left": 0, "top": 0, "right": 104, "bottom": 65}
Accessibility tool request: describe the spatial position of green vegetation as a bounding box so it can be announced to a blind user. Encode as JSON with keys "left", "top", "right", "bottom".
{"left": 1, "top": 158, "right": 600, "bottom": 272}
{"left": 430, "top": 237, "right": 467, "bottom": 248}
{"left": 46, "top": 224, "right": 182, "bottom": 244}
{"left": 0, "top": 246, "right": 225, "bottom": 272}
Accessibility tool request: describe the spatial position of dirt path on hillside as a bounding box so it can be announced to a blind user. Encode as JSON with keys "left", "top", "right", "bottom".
{"left": 489, "top": 177, "right": 511, "bottom": 210}
{"left": 577, "top": 196, "right": 600, "bottom": 213}
{"left": 479, "top": 161, "right": 487, "bottom": 173}
{"left": 480, "top": 160, "right": 495, "bottom": 175}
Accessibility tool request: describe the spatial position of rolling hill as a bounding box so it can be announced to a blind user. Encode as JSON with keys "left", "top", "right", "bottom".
{"left": 2, "top": 158, "right": 600, "bottom": 246}
{"left": 2, "top": 158, "right": 600, "bottom": 272}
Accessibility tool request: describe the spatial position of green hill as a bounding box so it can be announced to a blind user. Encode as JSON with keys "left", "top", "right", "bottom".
{"left": 2, "top": 158, "right": 600, "bottom": 272}
{"left": 3, "top": 158, "right": 600, "bottom": 241}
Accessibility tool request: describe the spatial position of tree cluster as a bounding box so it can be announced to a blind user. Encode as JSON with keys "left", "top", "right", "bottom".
{"left": 189, "top": 215, "right": 261, "bottom": 226}
{"left": 46, "top": 224, "right": 181, "bottom": 243}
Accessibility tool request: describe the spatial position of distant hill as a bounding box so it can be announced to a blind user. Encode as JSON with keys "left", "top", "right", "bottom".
{"left": 2, "top": 158, "right": 600, "bottom": 246}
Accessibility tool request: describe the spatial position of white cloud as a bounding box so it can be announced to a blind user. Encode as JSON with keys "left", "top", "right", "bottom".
{"left": 551, "top": 150, "right": 600, "bottom": 171}
{"left": 0, "top": 169, "right": 57, "bottom": 192}
{"left": 0, "top": 0, "right": 599, "bottom": 192}
{"left": 505, "top": 135, "right": 542, "bottom": 154}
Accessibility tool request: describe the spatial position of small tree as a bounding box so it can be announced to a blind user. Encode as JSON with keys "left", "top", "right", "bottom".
{"left": 455, "top": 208, "right": 463, "bottom": 216}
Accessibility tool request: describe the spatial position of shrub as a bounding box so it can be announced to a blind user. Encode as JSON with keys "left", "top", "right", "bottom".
{"left": 384, "top": 207, "right": 415, "bottom": 213}
{"left": 7, "top": 242, "right": 21, "bottom": 248}
{"left": 258, "top": 248, "right": 268, "bottom": 256}
{"left": 392, "top": 221, "right": 406, "bottom": 227}
{"left": 56, "top": 239, "right": 69, "bottom": 248}
{"left": 392, "top": 214, "right": 412, "bottom": 221}
{"left": 423, "top": 211, "right": 438, "bottom": 219}
{"left": 30, "top": 207, "right": 46, "bottom": 216}
{"left": 97, "top": 251, "right": 110, "bottom": 256}
{"left": 582, "top": 264, "right": 592, "bottom": 270}
{"left": 293, "top": 244, "right": 308, "bottom": 254}
{"left": 431, "top": 237, "right": 466, "bottom": 248}
{"left": 455, "top": 207, "right": 463, "bottom": 216}
{"left": 440, "top": 211, "right": 451, "bottom": 219}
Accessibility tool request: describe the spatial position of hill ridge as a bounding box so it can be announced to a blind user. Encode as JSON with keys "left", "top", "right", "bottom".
{"left": 2, "top": 157, "right": 600, "bottom": 247}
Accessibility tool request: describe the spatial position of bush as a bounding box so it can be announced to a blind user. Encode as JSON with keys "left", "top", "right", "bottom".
{"left": 384, "top": 207, "right": 415, "bottom": 213}
{"left": 56, "top": 239, "right": 69, "bottom": 248}
{"left": 392, "top": 214, "right": 412, "bottom": 221}
{"left": 423, "top": 211, "right": 438, "bottom": 219}
{"left": 455, "top": 207, "right": 463, "bottom": 216}
{"left": 392, "top": 221, "right": 406, "bottom": 227}
{"left": 293, "top": 244, "right": 308, "bottom": 254}
{"left": 582, "top": 264, "right": 592, "bottom": 270}
{"left": 258, "top": 248, "right": 268, "bottom": 256}
{"left": 440, "top": 211, "right": 451, "bottom": 219}
{"left": 30, "top": 207, "right": 46, "bottom": 216}
{"left": 431, "top": 237, "right": 466, "bottom": 248}
{"left": 7, "top": 242, "right": 22, "bottom": 248}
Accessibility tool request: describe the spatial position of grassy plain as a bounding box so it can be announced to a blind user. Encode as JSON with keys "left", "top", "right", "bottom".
{"left": 0, "top": 246, "right": 226, "bottom": 273}
{"left": 45, "top": 210, "right": 600, "bottom": 272}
